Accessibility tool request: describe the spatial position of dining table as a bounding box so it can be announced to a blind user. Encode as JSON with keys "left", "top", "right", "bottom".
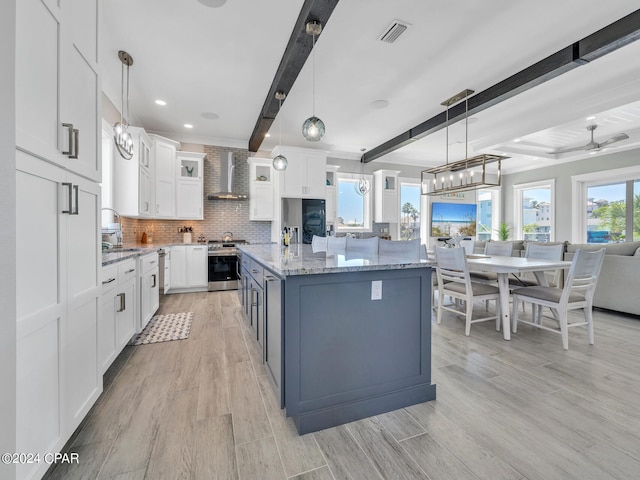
{"left": 464, "top": 255, "right": 572, "bottom": 340}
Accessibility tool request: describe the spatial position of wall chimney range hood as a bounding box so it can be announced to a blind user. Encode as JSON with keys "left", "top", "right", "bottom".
{"left": 207, "top": 152, "right": 248, "bottom": 200}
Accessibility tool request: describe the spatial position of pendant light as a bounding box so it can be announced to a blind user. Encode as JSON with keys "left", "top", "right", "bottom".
{"left": 272, "top": 91, "right": 288, "bottom": 171}
{"left": 302, "top": 21, "right": 325, "bottom": 142}
{"left": 113, "top": 50, "right": 134, "bottom": 159}
{"left": 355, "top": 148, "right": 371, "bottom": 196}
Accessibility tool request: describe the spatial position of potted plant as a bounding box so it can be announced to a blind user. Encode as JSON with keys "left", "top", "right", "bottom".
{"left": 495, "top": 222, "right": 512, "bottom": 241}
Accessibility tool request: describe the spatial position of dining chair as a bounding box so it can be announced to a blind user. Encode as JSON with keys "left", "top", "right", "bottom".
{"left": 511, "top": 248, "right": 605, "bottom": 349}
{"left": 379, "top": 237, "right": 421, "bottom": 257}
{"left": 434, "top": 246, "right": 501, "bottom": 336}
{"left": 485, "top": 241, "right": 513, "bottom": 256}
{"left": 311, "top": 235, "right": 327, "bottom": 251}
{"left": 345, "top": 236, "right": 379, "bottom": 254}
{"left": 326, "top": 236, "right": 346, "bottom": 251}
{"left": 459, "top": 239, "right": 475, "bottom": 255}
{"left": 509, "top": 243, "right": 565, "bottom": 288}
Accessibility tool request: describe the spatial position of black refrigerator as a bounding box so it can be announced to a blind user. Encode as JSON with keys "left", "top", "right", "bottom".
{"left": 301, "top": 199, "right": 326, "bottom": 244}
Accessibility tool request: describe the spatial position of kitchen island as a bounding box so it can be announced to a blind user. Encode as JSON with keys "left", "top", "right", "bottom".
{"left": 239, "top": 243, "right": 436, "bottom": 435}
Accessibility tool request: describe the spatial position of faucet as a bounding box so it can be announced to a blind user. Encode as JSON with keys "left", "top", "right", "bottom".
{"left": 101, "top": 207, "right": 122, "bottom": 248}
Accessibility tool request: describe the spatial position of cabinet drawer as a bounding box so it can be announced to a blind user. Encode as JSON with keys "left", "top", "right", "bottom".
{"left": 117, "top": 259, "right": 137, "bottom": 283}
{"left": 140, "top": 252, "right": 159, "bottom": 273}
{"left": 249, "top": 261, "right": 264, "bottom": 284}
{"left": 101, "top": 264, "right": 118, "bottom": 289}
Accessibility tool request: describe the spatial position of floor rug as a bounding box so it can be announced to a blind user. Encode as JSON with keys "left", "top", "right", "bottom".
{"left": 129, "top": 312, "right": 193, "bottom": 346}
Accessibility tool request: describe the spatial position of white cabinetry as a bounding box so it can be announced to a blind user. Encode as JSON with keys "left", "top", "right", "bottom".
{"left": 248, "top": 157, "right": 274, "bottom": 221}
{"left": 374, "top": 170, "right": 401, "bottom": 223}
{"left": 100, "top": 259, "right": 137, "bottom": 374}
{"left": 151, "top": 135, "right": 180, "bottom": 218}
{"left": 16, "top": 0, "right": 101, "bottom": 182}
{"left": 176, "top": 152, "right": 205, "bottom": 219}
{"left": 168, "top": 245, "right": 208, "bottom": 292}
{"left": 325, "top": 166, "right": 339, "bottom": 224}
{"left": 273, "top": 146, "right": 327, "bottom": 198}
{"left": 113, "top": 126, "right": 154, "bottom": 217}
{"left": 16, "top": 152, "right": 101, "bottom": 480}
{"left": 139, "top": 252, "right": 160, "bottom": 332}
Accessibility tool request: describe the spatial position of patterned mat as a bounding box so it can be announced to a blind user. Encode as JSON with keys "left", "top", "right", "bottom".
{"left": 130, "top": 312, "right": 193, "bottom": 346}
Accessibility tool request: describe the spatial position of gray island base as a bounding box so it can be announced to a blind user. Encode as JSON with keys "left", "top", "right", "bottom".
{"left": 239, "top": 244, "right": 436, "bottom": 435}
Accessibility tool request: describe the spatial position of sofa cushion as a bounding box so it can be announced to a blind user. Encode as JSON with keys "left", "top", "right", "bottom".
{"left": 635, "top": 247, "right": 640, "bottom": 256}
{"left": 566, "top": 241, "right": 640, "bottom": 256}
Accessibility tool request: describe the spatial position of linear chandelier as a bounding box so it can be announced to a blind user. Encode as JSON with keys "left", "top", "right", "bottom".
{"left": 421, "top": 89, "right": 508, "bottom": 196}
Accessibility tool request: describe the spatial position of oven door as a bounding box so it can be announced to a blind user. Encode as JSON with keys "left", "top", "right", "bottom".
{"left": 208, "top": 254, "right": 240, "bottom": 291}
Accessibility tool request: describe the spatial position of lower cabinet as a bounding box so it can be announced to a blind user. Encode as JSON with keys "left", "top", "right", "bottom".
{"left": 167, "top": 245, "right": 207, "bottom": 292}
{"left": 264, "top": 272, "right": 284, "bottom": 407}
{"left": 100, "top": 259, "right": 137, "bottom": 374}
{"left": 139, "top": 252, "right": 160, "bottom": 332}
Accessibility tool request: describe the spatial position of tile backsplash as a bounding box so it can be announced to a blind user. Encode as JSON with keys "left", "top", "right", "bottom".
{"left": 121, "top": 144, "right": 272, "bottom": 245}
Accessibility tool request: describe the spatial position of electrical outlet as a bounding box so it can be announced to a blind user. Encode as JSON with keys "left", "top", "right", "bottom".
{"left": 371, "top": 280, "right": 382, "bottom": 300}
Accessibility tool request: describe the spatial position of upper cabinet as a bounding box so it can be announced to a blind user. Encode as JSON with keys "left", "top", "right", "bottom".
{"left": 374, "top": 170, "right": 401, "bottom": 223}
{"left": 325, "top": 165, "right": 339, "bottom": 224}
{"left": 113, "top": 127, "right": 154, "bottom": 217}
{"left": 152, "top": 134, "right": 180, "bottom": 218}
{"left": 16, "top": 0, "right": 101, "bottom": 182}
{"left": 176, "top": 152, "right": 205, "bottom": 220}
{"left": 248, "top": 157, "right": 275, "bottom": 221}
{"left": 272, "top": 146, "right": 326, "bottom": 198}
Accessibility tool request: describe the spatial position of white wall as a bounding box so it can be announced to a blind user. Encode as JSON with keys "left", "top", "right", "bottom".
{"left": 502, "top": 149, "right": 640, "bottom": 242}
{"left": 0, "top": 1, "right": 17, "bottom": 477}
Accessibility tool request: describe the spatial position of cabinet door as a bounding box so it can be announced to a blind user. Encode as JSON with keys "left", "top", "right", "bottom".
{"left": 326, "top": 186, "right": 337, "bottom": 222}
{"left": 155, "top": 141, "right": 176, "bottom": 217}
{"left": 171, "top": 246, "right": 187, "bottom": 288}
{"left": 164, "top": 253, "right": 171, "bottom": 293}
{"left": 176, "top": 179, "right": 203, "bottom": 219}
{"left": 187, "top": 246, "right": 208, "bottom": 287}
{"left": 64, "top": 173, "right": 101, "bottom": 432}
{"left": 265, "top": 274, "right": 283, "bottom": 407}
{"left": 149, "top": 267, "right": 160, "bottom": 316}
{"left": 116, "top": 280, "right": 137, "bottom": 349}
{"left": 280, "top": 157, "right": 305, "bottom": 197}
{"left": 304, "top": 154, "right": 327, "bottom": 197}
{"left": 139, "top": 166, "right": 152, "bottom": 216}
{"left": 15, "top": 0, "right": 64, "bottom": 163}
{"left": 251, "top": 182, "right": 274, "bottom": 220}
{"left": 99, "top": 287, "right": 117, "bottom": 375}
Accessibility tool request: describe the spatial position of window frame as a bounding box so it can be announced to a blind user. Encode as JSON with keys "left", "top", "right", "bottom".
{"left": 335, "top": 172, "right": 373, "bottom": 233}
{"left": 477, "top": 187, "right": 501, "bottom": 240}
{"left": 397, "top": 177, "right": 424, "bottom": 240}
{"left": 513, "top": 179, "right": 556, "bottom": 241}
{"left": 571, "top": 165, "right": 640, "bottom": 243}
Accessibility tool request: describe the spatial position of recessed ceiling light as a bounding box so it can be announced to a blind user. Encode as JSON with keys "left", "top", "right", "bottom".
{"left": 586, "top": 115, "right": 596, "bottom": 120}
{"left": 201, "top": 112, "right": 219, "bottom": 120}
{"left": 197, "top": 0, "right": 227, "bottom": 8}
{"left": 184, "top": 124, "right": 193, "bottom": 129}
{"left": 514, "top": 138, "right": 521, "bottom": 142}
{"left": 369, "top": 100, "right": 389, "bottom": 109}
{"left": 155, "top": 99, "right": 166, "bottom": 106}
{"left": 265, "top": 133, "right": 271, "bottom": 138}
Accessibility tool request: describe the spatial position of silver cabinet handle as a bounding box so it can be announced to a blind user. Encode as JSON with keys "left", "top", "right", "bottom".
{"left": 149, "top": 260, "right": 156, "bottom": 264}
{"left": 251, "top": 288, "right": 257, "bottom": 306}
{"left": 125, "top": 268, "right": 135, "bottom": 274}
{"left": 61, "top": 123, "right": 74, "bottom": 156}
{"left": 72, "top": 128, "right": 79, "bottom": 159}
{"left": 72, "top": 184, "right": 79, "bottom": 215}
{"left": 264, "top": 275, "right": 278, "bottom": 281}
{"left": 251, "top": 269, "right": 259, "bottom": 274}
{"left": 151, "top": 274, "right": 157, "bottom": 288}
{"left": 116, "top": 293, "right": 125, "bottom": 312}
{"left": 61, "top": 182, "right": 73, "bottom": 214}
{"left": 102, "top": 277, "right": 116, "bottom": 285}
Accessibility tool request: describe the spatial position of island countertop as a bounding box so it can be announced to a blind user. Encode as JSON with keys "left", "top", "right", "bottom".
{"left": 238, "top": 243, "right": 432, "bottom": 276}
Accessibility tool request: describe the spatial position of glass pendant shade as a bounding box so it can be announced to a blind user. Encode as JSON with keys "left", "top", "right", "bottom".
{"left": 354, "top": 177, "right": 371, "bottom": 196}
{"left": 302, "top": 116, "right": 325, "bottom": 142}
{"left": 113, "top": 121, "right": 133, "bottom": 159}
{"left": 273, "top": 154, "right": 288, "bottom": 171}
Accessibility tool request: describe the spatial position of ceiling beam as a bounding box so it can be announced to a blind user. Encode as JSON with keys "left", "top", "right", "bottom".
{"left": 247, "top": 0, "right": 339, "bottom": 153}
{"left": 363, "top": 8, "right": 640, "bottom": 163}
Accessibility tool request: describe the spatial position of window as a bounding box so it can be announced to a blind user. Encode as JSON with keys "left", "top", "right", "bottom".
{"left": 513, "top": 180, "right": 555, "bottom": 241}
{"left": 336, "top": 173, "right": 373, "bottom": 232}
{"left": 399, "top": 182, "right": 421, "bottom": 240}
{"left": 572, "top": 166, "right": 640, "bottom": 243}
{"left": 477, "top": 189, "right": 500, "bottom": 241}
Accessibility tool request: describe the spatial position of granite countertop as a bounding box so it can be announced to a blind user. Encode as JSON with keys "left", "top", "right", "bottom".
{"left": 101, "top": 242, "right": 209, "bottom": 266}
{"left": 239, "top": 243, "right": 433, "bottom": 277}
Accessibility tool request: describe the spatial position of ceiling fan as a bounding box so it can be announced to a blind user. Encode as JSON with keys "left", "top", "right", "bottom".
{"left": 549, "top": 125, "right": 629, "bottom": 154}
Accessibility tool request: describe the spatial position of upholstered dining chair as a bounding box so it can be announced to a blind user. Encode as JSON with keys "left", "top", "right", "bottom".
{"left": 434, "top": 246, "right": 501, "bottom": 336}
{"left": 509, "top": 243, "right": 565, "bottom": 288}
{"left": 326, "top": 235, "right": 346, "bottom": 251}
{"left": 345, "top": 236, "right": 379, "bottom": 254}
{"left": 459, "top": 239, "right": 475, "bottom": 255}
{"left": 379, "top": 237, "right": 421, "bottom": 257}
{"left": 511, "top": 248, "right": 605, "bottom": 350}
{"left": 470, "top": 241, "right": 513, "bottom": 284}
{"left": 311, "top": 235, "right": 327, "bottom": 251}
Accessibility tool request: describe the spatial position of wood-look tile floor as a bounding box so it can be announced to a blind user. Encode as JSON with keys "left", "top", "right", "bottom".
{"left": 44, "top": 291, "right": 640, "bottom": 480}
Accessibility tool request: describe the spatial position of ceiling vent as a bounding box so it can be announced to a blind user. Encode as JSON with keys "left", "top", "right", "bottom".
{"left": 378, "top": 20, "right": 410, "bottom": 44}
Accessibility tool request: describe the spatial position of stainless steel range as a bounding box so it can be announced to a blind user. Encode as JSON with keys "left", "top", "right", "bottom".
{"left": 207, "top": 239, "right": 248, "bottom": 291}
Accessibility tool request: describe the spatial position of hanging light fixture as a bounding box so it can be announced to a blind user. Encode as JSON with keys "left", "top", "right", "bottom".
{"left": 421, "top": 89, "right": 508, "bottom": 196}
{"left": 113, "top": 50, "right": 134, "bottom": 159}
{"left": 302, "top": 20, "right": 325, "bottom": 142}
{"left": 272, "top": 91, "right": 288, "bottom": 171}
{"left": 355, "top": 148, "right": 371, "bottom": 196}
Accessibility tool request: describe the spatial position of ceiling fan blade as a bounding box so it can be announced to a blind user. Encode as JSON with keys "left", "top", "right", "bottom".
{"left": 597, "top": 132, "right": 629, "bottom": 148}
{"left": 548, "top": 144, "right": 588, "bottom": 154}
